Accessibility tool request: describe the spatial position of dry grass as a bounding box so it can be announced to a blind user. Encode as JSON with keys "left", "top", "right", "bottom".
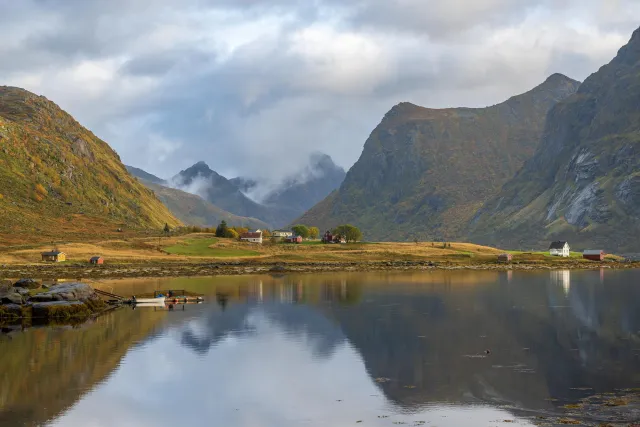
{"left": 0, "top": 232, "right": 583, "bottom": 266}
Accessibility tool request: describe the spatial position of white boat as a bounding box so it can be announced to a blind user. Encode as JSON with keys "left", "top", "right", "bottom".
{"left": 133, "top": 296, "right": 166, "bottom": 305}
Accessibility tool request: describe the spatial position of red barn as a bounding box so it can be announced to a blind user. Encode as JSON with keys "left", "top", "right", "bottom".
{"left": 90, "top": 256, "right": 104, "bottom": 265}
{"left": 583, "top": 250, "right": 605, "bottom": 261}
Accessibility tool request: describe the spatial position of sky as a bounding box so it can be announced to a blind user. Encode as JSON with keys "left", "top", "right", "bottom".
{"left": 1, "top": 0, "right": 638, "bottom": 185}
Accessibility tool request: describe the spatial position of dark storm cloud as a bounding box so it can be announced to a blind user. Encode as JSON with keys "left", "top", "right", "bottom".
{"left": 1, "top": 0, "right": 638, "bottom": 186}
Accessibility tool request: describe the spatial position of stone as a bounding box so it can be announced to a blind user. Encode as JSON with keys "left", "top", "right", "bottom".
{"left": 29, "top": 282, "right": 98, "bottom": 303}
{"left": 15, "top": 287, "right": 29, "bottom": 296}
{"left": 13, "top": 278, "right": 42, "bottom": 289}
{"left": 1, "top": 293, "right": 24, "bottom": 305}
{"left": 31, "top": 301, "right": 91, "bottom": 318}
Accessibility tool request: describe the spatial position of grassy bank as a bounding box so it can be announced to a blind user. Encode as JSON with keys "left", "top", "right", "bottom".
{"left": 0, "top": 233, "right": 630, "bottom": 279}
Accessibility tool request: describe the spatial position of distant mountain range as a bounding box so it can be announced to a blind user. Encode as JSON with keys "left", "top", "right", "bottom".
{"left": 296, "top": 73, "right": 580, "bottom": 241}
{"left": 0, "top": 86, "right": 180, "bottom": 242}
{"left": 467, "top": 27, "right": 640, "bottom": 252}
{"left": 127, "top": 153, "right": 345, "bottom": 228}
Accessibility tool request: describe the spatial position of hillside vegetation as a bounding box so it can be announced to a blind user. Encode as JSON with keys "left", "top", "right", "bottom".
{"left": 0, "top": 86, "right": 180, "bottom": 244}
{"left": 469, "top": 27, "right": 640, "bottom": 252}
{"left": 295, "top": 74, "right": 580, "bottom": 241}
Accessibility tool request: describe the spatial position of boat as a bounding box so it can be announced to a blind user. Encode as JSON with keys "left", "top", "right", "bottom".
{"left": 133, "top": 296, "right": 166, "bottom": 305}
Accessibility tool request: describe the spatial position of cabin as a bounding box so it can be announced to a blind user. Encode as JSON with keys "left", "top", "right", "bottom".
{"left": 41, "top": 250, "right": 66, "bottom": 262}
{"left": 583, "top": 250, "right": 605, "bottom": 261}
{"left": 549, "top": 241, "right": 570, "bottom": 257}
{"left": 240, "top": 231, "right": 263, "bottom": 244}
{"left": 498, "top": 253, "right": 513, "bottom": 263}
{"left": 272, "top": 230, "right": 293, "bottom": 238}
{"left": 285, "top": 235, "right": 303, "bottom": 244}
{"left": 90, "top": 256, "right": 104, "bottom": 265}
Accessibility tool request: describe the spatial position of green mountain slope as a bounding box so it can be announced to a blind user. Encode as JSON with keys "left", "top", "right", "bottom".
{"left": 295, "top": 75, "right": 580, "bottom": 240}
{"left": 126, "top": 165, "right": 166, "bottom": 185}
{"left": 468, "top": 27, "right": 640, "bottom": 252}
{"left": 0, "top": 86, "right": 181, "bottom": 243}
{"left": 142, "top": 179, "right": 269, "bottom": 229}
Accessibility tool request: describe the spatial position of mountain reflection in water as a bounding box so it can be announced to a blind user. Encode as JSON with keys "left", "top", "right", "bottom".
{"left": 2, "top": 269, "right": 640, "bottom": 427}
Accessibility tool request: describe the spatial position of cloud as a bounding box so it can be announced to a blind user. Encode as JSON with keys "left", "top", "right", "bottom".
{"left": 0, "top": 0, "right": 638, "bottom": 183}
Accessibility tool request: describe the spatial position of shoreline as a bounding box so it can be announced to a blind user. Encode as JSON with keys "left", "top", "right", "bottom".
{"left": 0, "top": 259, "right": 637, "bottom": 279}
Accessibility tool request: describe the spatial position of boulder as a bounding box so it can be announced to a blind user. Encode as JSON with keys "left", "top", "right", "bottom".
{"left": 29, "top": 282, "right": 98, "bottom": 303}
{"left": 15, "top": 287, "right": 29, "bottom": 296}
{"left": 13, "top": 278, "right": 42, "bottom": 289}
{"left": 1, "top": 293, "right": 24, "bottom": 305}
{"left": 31, "top": 301, "right": 91, "bottom": 319}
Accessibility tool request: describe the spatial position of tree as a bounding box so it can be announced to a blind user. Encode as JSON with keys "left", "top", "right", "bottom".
{"left": 291, "top": 224, "right": 310, "bottom": 239}
{"left": 308, "top": 226, "right": 320, "bottom": 240}
{"left": 333, "top": 224, "right": 363, "bottom": 243}
{"left": 262, "top": 229, "right": 272, "bottom": 238}
{"left": 216, "top": 220, "right": 230, "bottom": 238}
{"left": 227, "top": 228, "right": 239, "bottom": 239}
{"left": 163, "top": 223, "right": 171, "bottom": 234}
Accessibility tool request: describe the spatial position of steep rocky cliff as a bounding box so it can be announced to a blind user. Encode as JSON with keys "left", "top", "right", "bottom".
{"left": 295, "top": 75, "right": 580, "bottom": 240}
{"left": 469, "top": 28, "right": 640, "bottom": 252}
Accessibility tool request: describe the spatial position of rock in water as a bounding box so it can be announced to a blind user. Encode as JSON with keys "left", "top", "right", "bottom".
{"left": 31, "top": 301, "right": 91, "bottom": 319}
{"left": 1, "top": 292, "right": 24, "bottom": 305}
{"left": 29, "top": 282, "right": 99, "bottom": 303}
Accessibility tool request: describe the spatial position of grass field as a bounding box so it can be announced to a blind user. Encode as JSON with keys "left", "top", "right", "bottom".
{"left": 165, "top": 238, "right": 260, "bottom": 258}
{"left": 0, "top": 233, "right": 622, "bottom": 266}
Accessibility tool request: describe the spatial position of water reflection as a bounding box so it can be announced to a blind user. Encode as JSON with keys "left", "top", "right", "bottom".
{"left": 2, "top": 270, "right": 640, "bottom": 427}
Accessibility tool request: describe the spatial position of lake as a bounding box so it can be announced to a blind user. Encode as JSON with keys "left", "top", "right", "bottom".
{"left": 1, "top": 269, "right": 640, "bottom": 426}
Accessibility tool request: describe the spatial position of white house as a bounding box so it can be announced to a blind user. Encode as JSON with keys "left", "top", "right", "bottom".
{"left": 272, "top": 230, "right": 293, "bottom": 238}
{"left": 240, "top": 231, "right": 263, "bottom": 244}
{"left": 549, "top": 241, "right": 570, "bottom": 257}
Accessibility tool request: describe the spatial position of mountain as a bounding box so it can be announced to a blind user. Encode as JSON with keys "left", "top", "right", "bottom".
{"left": 141, "top": 179, "right": 269, "bottom": 229}
{"left": 295, "top": 74, "right": 580, "bottom": 240}
{"left": 0, "top": 86, "right": 180, "bottom": 242}
{"left": 263, "top": 152, "right": 345, "bottom": 223}
{"left": 126, "top": 165, "right": 166, "bottom": 185}
{"left": 229, "top": 177, "right": 258, "bottom": 193}
{"left": 171, "top": 161, "right": 279, "bottom": 226}
{"left": 468, "top": 28, "right": 640, "bottom": 252}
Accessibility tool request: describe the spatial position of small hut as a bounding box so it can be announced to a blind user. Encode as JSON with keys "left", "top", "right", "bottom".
{"left": 498, "top": 253, "right": 513, "bottom": 263}
{"left": 90, "top": 256, "right": 104, "bottom": 265}
{"left": 41, "top": 250, "right": 66, "bottom": 262}
{"left": 583, "top": 250, "right": 605, "bottom": 261}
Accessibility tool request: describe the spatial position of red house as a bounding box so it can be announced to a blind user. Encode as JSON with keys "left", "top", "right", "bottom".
{"left": 583, "top": 250, "right": 605, "bottom": 261}
{"left": 285, "top": 236, "right": 303, "bottom": 244}
{"left": 498, "top": 253, "right": 513, "bottom": 263}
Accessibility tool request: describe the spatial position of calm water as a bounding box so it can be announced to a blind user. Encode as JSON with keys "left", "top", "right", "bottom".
{"left": 2, "top": 269, "right": 640, "bottom": 426}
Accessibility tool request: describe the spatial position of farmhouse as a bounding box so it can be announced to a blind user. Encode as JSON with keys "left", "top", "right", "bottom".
{"left": 240, "top": 231, "right": 263, "bottom": 244}
{"left": 272, "top": 230, "right": 293, "bottom": 238}
{"left": 549, "top": 241, "right": 570, "bottom": 257}
{"left": 90, "top": 256, "right": 104, "bottom": 265}
{"left": 41, "top": 250, "right": 66, "bottom": 262}
{"left": 583, "top": 250, "right": 605, "bottom": 261}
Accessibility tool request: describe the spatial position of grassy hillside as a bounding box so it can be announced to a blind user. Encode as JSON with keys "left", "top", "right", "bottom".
{"left": 295, "top": 74, "right": 580, "bottom": 241}
{"left": 142, "top": 179, "right": 269, "bottom": 229}
{"left": 468, "top": 27, "right": 640, "bottom": 252}
{"left": 0, "top": 86, "right": 181, "bottom": 244}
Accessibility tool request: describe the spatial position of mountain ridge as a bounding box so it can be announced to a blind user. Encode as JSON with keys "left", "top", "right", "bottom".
{"left": 0, "top": 86, "right": 180, "bottom": 242}
{"left": 295, "top": 74, "right": 581, "bottom": 240}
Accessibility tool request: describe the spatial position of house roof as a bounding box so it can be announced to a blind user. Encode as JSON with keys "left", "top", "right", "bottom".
{"left": 583, "top": 250, "right": 604, "bottom": 255}
{"left": 41, "top": 250, "right": 64, "bottom": 256}
{"left": 273, "top": 230, "right": 291, "bottom": 233}
{"left": 549, "top": 241, "right": 568, "bottom": 250}
{"left": 241, "top": 232, "right": 262, "bottom": 238}
{"left": 90, "top": 256, "right": 103, "bottom": 260}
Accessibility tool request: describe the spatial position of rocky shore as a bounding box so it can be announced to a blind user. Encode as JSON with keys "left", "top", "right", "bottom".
{"left": 0, "top": 259, "right": 637, "bottom": 280}
{"left": 0, "top": 280, "right": 107, "bottom": 321}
